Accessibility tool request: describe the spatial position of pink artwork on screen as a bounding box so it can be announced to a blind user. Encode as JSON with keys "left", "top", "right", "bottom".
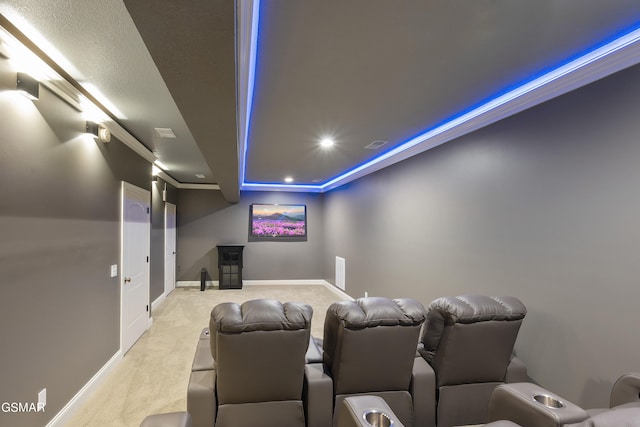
{"left": 250, "top": 204, "right": 307, "bottom": 237}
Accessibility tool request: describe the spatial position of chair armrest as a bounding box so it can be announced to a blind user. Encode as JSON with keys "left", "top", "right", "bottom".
{"left": 140, "top": 412, "right": 192, "bottom": 427}
{"left": 303, "top": 363, "right": 333, "bottom": 427}
{"left": 187, "top": 370, "right": 216, "bottom": 427}
{"left": 484, "top": 422, "right": 522, "bottom": 427}
{"left": 411, "top": 356, "right": 436, "bottom": 427}
{"left": 305, "top": 336, "right": 323, "bottom": 364}
{"left": 191, "top": 338, "right": 215, "bottom": 372}
{"left": 610, "top": 373, "right": 640, "bottom": 408}
{"left": 199, "top": 327, "right": 210, "bottom": 340}
{"left": 488, "top": 383, "right": 588, "bottom": 427}
{"left": 568, "top": 407, "right": 640, "bottom": 427}
{"left": 337, "top": 395, "right": 405, "bottom": 427}
{"left": 505, "top": 356, "right": 528, "bottom": 383}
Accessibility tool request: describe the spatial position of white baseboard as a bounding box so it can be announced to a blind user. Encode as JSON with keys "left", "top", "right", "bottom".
{"left": 176, "top": 280, "right": 198, "bottom": 287}
{"left": 176, "top": 280, "right": 217, "bottom": 288}
{"left": 243, "top": 279, "right": 328, "bottom": 286}
{"left": 320, "top": 280, "right": 354, "bottom": 300}
{"left": 46, "top": 350, "right": 122, "bottom": 427}
{"left": 177, "top": 279, "right": 328, "bottom": 287}
{"left": 151, "top": 292, "right": 166, "bottom": 311}
{"left": 176, "top": 279, "right": 354, "bottom": 301}
{"left": 146, "top": 293, "right": 166, "bottom": 329}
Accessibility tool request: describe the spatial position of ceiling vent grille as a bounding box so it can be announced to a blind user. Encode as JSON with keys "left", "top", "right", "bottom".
{"left": 154, "top": 127, "right": 176, "bottom": 138}
{"left": 365, "top": 140, "right": 388, "bottom": 150}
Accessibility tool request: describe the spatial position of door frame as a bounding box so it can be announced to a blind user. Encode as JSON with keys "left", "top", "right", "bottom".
{"left": 164, "top": 202, "right": 177, "bottom": 296}
{"left": 120, "top": 181, "right": 151, "bottom": 354}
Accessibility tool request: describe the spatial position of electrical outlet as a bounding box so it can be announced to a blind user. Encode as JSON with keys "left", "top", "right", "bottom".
{"left": 364, "top": 291, "right": 368, "bottom": 298}
{"left": 38, "top": 388, "right": 46, "bottom": 411}
{"left": 110, "top": 264, "right": 118, "bottom": 278}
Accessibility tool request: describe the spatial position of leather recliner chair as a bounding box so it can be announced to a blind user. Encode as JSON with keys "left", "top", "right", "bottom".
{"left": 487, "top": 372, "right": 640, "bottom": 427}
{"left": 418, "top": 294, "right": 528, "bottom": 427}
{"left": 187, "top": 299, "right": 330, "bottom": 427}
{"left": 321, "top": 297, "right": 435, "bottom": 427}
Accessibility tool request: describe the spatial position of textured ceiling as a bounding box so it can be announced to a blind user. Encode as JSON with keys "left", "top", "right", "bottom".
{"left": 2, "top": 1, "right": 640, "bottom": 203}
{"left": 123, "top": 0, "right": 239, "bottom": 202}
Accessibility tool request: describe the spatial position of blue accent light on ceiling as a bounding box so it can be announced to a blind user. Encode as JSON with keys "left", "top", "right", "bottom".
{"left": 241, "top": 10, "right": 640, "bottom": 193}
{"left": 239, "top": 0, "right": 261, "bottom": 187}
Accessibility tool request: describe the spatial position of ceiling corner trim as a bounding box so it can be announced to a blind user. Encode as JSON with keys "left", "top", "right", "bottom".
{"left": 176, "top": 183, "right": 221, "bottom": 190}
{"left": 241, "top": 182, "right": 323, "bottom": 193}
{"left": 157, "top": 171, "right": 180, "bottom": 188}
{"left": 319, "top": 26, "right": 640, "bottom": 193}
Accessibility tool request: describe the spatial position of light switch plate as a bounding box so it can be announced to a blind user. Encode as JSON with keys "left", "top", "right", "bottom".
{"left": 38, "top": 388, "right": 46, "bottom": 409}
{"left": 110, "top": 264, "right": 118, "bottom": 278}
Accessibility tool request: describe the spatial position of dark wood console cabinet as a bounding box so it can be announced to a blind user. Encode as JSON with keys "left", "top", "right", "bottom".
{"left": 216, "top": 245, "right": 244, "bottom": 289}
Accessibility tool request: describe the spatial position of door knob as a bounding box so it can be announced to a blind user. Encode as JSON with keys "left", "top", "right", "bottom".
{"left": 124, "top": 277, "right": 132, "bottom": 283}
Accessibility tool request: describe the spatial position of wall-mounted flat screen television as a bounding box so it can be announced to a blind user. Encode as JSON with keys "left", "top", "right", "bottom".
{"left": 249, "top": 204, "right": 307, "bottom": 239}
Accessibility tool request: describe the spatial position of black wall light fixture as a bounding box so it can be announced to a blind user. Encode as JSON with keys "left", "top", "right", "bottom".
{"left": 86, "top": 121, "right": 111, "bottom": 143}
{"left": 16, "top": 72, "right": 39, "bottom": 100}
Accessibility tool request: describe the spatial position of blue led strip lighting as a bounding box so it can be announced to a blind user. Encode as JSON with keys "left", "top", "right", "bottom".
{"left": 240, "top": 0, "right": 261, "bottom": 187}
{"left": 241, "top": 15, "right": 640, "bottom": 192}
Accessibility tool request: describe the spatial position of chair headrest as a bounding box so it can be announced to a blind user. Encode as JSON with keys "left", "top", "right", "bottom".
{"left": 327, "top": 297, "right": 426, "bottom": 329}
{"left": 211, "top": 299, "right": 312, "bottom": 334}
{"left": 427, "top": 295, "right": 526, "bottom": 324}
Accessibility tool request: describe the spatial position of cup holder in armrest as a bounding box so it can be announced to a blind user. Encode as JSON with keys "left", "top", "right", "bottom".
{"left": 534, "top": 394, "right": 565, "bottom": 409}
{"left": 363, "top": 409, "right": 394, "bottom": 427}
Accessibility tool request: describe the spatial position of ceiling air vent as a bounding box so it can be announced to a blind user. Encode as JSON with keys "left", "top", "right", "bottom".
{"left": 365, "top": 140, "right": 388, "bottom": 150}
{"left": 154, "top": 127, "right": 176, "bottom": 138}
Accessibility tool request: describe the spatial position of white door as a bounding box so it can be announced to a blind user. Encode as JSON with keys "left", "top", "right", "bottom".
{"left": 164, "top": 202, "right": 177, "bottom": 296}
{"left": 121, "top": 182, "right": 150, "bottom": 355}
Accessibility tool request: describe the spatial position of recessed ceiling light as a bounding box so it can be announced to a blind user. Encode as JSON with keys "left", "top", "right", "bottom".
{"left": 195, "top": 174, "right": 206, "bottom": 179}
{"left": 320, "top": 137, "right": 335, "bottom": 148}
{"left": 284, "top": 176, "right": 294, "bottom": 183}
{"left": 154, "top": 127, "right": 176, "bottom": 139}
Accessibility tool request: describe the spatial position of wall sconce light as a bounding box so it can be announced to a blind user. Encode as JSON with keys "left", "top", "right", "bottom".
{"left": 86, "top": 121, "right": 111, "bottom": 143}
{"left": 17, "top": 72, "right": 39, "bottom": 100}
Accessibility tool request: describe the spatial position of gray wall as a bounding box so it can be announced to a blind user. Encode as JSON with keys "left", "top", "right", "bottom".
{"left": 177, "top": 190, "right": 324, "bottom": 282}
{"left": 0, "top": 58, "right": 153, "bottom": 426}
{"left": 150, "top": 178, "right": 178, "bottom": 303}
{"left": 322, "top": 64, "right": 640, "bottom": 408}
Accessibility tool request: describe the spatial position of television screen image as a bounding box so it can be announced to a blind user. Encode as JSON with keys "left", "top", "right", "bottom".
{"left": 250, "top": 204, "right": 307, "bottom": 238}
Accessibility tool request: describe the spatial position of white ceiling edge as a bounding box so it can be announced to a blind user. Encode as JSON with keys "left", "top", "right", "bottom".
{"left": 240, "top": 26, "right": 640, "bottom": 194}
{"left": 158, "top": 171, "right": 220, "bottom": 190}
{"left": 177, "top": 183, "right": 221, "bottom": 190}
{"left": 241, "top": 183, "right": 324, "bottom": 193}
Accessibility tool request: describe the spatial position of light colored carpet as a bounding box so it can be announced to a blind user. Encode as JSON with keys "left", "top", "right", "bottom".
{"left": 65, "top": 284, "right": 344, "bottom": 427}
